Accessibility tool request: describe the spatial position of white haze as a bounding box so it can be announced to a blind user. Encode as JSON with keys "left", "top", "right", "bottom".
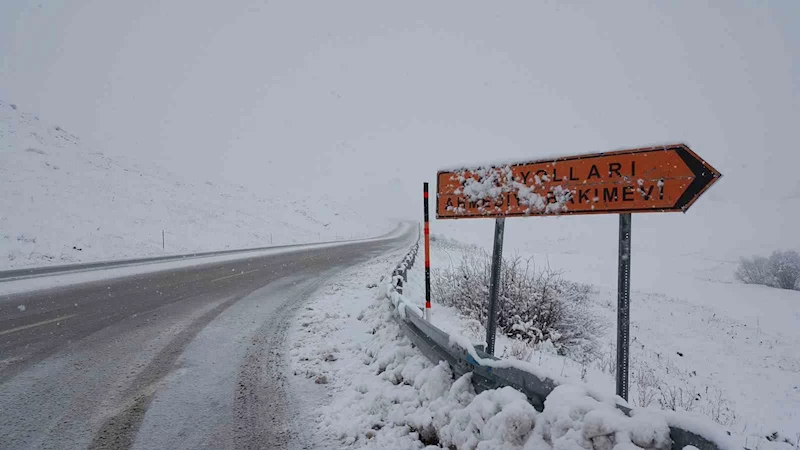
{"left": 2, "top": 0, "right": 798, "bottom": 264}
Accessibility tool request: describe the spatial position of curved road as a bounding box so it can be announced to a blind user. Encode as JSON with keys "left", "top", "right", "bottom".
{"left": 0, "top": 225, "right": 414, "bottom": 450}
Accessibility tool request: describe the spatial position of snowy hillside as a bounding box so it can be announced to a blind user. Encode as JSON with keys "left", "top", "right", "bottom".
{"left": 0, "top": 100, "right": 394, "bottom": 270}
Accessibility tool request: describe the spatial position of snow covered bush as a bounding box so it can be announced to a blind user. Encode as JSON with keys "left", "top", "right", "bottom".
{"left": 431, "top": 250, "right": 604, "bottom": 359}
{"left": 735, "top": 250, "right": 800, "bottom": 290}
{"left": 768, "top": 250, "right": 800, "bottom": 290}
{"left": 734, "top": 255, "right": 772, "bottom": 286}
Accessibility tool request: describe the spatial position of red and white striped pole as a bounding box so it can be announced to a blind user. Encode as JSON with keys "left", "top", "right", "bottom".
{"left": 424, "top": 182, "right": 432, "bottom": 321}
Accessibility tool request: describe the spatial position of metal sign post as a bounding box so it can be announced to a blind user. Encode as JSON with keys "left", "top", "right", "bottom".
{"left": 616, "top": 213, "right": 632, "bottom": 401}
{"left": 423, "top": 183, "right": 432, "bottom": 321}
{"left": 486, "top": 218, "right": 505, "bottom": 355}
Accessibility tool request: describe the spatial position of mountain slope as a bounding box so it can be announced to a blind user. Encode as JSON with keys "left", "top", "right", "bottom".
{"left": 0, "top": 100, "right": 393, "bottom": 270}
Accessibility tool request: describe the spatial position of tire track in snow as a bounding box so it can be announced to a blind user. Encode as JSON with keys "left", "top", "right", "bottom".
{"left": 232, "top": 277, "right": 328, "bottom": 450}
{"left": 88, "top": 294, "right": 242, "bottom": 450}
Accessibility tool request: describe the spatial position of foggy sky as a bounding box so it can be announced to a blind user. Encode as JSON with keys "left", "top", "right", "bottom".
{"left": 2, "top": 0, "right": 798, "bottom": 258}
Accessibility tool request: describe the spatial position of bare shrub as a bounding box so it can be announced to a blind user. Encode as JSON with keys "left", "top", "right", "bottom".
{"left": 632, "top": 361, "right": 659, "bottom": 408}
{"left": 768, "top": 250, "right": 800, "bottom": 290}
{"left": 431, "top": 250, "right": 604, "bottom": 358}
{"left": 501, "top": 338, "right": 533, "bottom": 362}
{"left": 658, "top": 381, "right": 697, "bottom": 412}
{"left": 701, "top": 387, "right": 737, "bottom": 427}
{"left": 595, "top": 346, "right": 616, "bottom": 377}
{"left": 459, "top": 319, "right": 485, "bottom": 343}
{"left": 646, "top": 364, "right": 738, "bottom": 427}
{"left": 735, "top": 256, "right": 772, "bottom": 285}
{"left": 430, "top": 250, "right": 490, "bottom": 321}
{"left": 736, "top": 250, "right": 800, "bottom": 290}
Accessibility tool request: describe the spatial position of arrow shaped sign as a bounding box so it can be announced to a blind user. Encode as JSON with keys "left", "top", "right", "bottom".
{"left": 436, "top": 144, "right": 721, "bottom": 219}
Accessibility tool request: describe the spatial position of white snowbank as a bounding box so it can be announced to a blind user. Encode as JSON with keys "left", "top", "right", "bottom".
{"left": 523, "top": 384, "right": 672, "bottom": 450}
{"left": 286, "top": 245, "right": 744, "bottom": 450}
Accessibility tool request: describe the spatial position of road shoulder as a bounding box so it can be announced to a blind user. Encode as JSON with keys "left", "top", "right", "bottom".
{"left": 285, "top": 247, "right": 410, "bottom": 449}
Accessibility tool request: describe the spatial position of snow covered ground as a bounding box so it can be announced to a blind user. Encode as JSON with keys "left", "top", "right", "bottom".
{"left": 0, "top": 100, "right": 394, "bottom": 270}
{"left": 285, "top": 242, "right": 741, "bottom": 450}
{"left": 398, "top": 236, "right": 800, "bottom": 450}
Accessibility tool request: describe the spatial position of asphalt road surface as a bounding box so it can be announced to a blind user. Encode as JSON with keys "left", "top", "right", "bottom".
{"left": 0, "top": 226, "right": 414, "bottom": 450}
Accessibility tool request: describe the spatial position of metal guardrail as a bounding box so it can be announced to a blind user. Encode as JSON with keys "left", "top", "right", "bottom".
{"left": 386, "top": 240, "right": 730, "bottom": 450}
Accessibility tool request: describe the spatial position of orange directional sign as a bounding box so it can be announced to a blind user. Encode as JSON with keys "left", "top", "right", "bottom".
{"left": 437, "top": 144, "right": 721, "bottom": 219}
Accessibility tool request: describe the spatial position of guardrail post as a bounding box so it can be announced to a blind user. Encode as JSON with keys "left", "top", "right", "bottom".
{"left": 486, "top": 218, "right": 505, "bottom": 355}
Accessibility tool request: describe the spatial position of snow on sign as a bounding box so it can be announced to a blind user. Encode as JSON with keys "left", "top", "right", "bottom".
{"left": 436, "top": 144, "right": 722, "bottom": 218}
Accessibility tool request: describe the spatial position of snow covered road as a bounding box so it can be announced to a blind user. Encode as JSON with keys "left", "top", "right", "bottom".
{"left": 0, "top": 224, "right": 416, "bottom": 449}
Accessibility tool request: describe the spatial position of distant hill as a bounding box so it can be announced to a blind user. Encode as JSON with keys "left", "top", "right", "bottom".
{"left": 0, "top": 100, "right": 393, "bottom": 270}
